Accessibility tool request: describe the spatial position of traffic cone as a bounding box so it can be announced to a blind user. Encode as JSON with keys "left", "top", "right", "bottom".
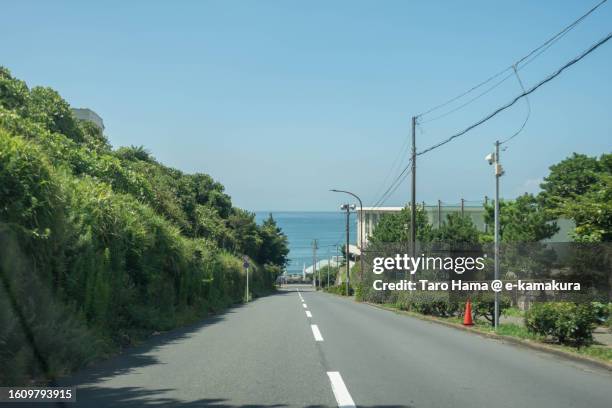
{"left": 463, "top": 298, "right": 474, "bottom": 326}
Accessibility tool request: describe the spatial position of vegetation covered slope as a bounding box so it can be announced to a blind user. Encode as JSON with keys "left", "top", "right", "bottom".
{"left": 0, "top": 67, "right": 289, "bottom": 385}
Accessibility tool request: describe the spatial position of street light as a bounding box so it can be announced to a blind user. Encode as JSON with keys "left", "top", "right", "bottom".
{"left": 330, "top": 189, "right": 364, "bottom": 283}
{"left": 485, "top": 141, "right": 504, "bottom": 330}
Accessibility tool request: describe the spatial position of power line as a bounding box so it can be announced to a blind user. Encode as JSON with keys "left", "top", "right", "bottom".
{"left": 500, "top": 66, "right": 531, "bottom": 145}
{"left": 373, "top": 161, "right": 411, "bottom": 207}
{"left": 417, "top": 31, "right": 612, "bottom": 156}
{"left": 372, "top": 134, "right": 411, "bottom": 204}
{"left": 372, "top": 158, "right": 413, "bottom": 208}
{"left": 419, "top": 70, "right": 515, "bottom": 124}
{"left": 416, "top": 0, "right": 608, "bottom": 121}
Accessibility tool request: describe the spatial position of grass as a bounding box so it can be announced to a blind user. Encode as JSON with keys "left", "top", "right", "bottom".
{"left": 568, "top": 345, "right": 612, "bottom": 361}
{"left": 373, "top": 301, "right": 611, "bottom": 365}
{"left": 502, "top": 307, "right": 524, "bottom": 318}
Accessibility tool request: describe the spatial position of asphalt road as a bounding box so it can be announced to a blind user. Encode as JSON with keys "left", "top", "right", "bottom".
{"left": 43, "top": 285, "right": 612, "bottom": 407}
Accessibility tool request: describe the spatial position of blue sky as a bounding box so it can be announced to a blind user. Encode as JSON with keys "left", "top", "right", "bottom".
{"left": 2, "top": 0, "right": 610, "bottom": 210}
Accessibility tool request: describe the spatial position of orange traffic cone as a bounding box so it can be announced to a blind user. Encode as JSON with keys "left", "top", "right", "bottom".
{"left": 463, "top": 298, "right": 474, "bottom": 326}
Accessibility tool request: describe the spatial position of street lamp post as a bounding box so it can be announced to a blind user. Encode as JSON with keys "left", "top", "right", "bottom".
{"left": 330, "top": 189, "right": 364, "bottom": 282}
{"left": 339, "top": 203, "right": 355, "bottom": 296}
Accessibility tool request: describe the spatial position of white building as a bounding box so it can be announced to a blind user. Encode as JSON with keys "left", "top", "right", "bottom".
{"left": 356, "top": 202, "right": 573, "bottom": 249}
{"left": 71, "top": 108, "right": 105, "bottom": 132}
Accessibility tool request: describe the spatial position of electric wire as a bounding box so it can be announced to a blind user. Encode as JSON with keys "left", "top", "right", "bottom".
{"left": 372, "top": 134, "right": 411, "bottom": 204}
{"left": 416, "top": 0, "right": 608, "bottom": 121}
{"left": 417, "top": 31, "right": 612, "bottom": 156}
{"left": 500, "top": 65, "right": 531, "bottom": 145}
{"left": 373, "top": 158, "right": 413, "bottom": 208}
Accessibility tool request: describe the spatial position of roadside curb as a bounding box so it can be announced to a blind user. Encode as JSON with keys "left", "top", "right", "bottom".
{"left": 363, "top": 301, "right": 612, "bottom": 372}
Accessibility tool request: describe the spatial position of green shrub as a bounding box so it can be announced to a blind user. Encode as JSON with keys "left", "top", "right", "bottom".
{"left": 525, "top": 302, "right": 597, "bottom": 345}
{"left": 388, "top": 291, "right": 460, "bottom": 317}
{"left": 397, "top": 291, "right": 459, "bottom": 317}
{"left": 325, "top": 285, "right": 353, "bottom": 296}
{"left": 591, "top": 301, "right": 609, "bottom": 325}
{"left": 0, "top": 67, "right": 287, "bottom": 385}
{"left": 471, "top": 293, "right": 511, "bottom": 325}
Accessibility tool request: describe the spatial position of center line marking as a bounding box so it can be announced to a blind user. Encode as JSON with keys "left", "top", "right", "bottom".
{"left": 305, "top": 310, "right": 312, "bottom": 318}
{"left": 311, "top": 324, "right": 324, "bottom": 341}
{"left": 302, "top": 303, "right": 307, "bottom": 308}
{"left": 327, "top": 371, "right": 356, "bottom": 408}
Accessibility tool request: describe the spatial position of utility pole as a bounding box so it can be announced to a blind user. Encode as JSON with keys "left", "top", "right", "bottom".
{"left": 312, "top": 239, "right": 318, "bottom": 289}
{"left": 410, "top": 116, "right": 416, "bottom": 281}
{"left": 410, "top": 116, "right": 417, "bottom": 275}
{"left": 494, "top": 140, "right": 502, "bottom": 331}
{"left": 345, "top": 206, "right": 350, "bottom": 296}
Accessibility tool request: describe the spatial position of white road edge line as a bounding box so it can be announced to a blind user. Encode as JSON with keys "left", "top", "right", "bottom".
{"left": 305, "top": 311, "right": 312, "bottom": 318}
{"left": 302, "top": 303, "right": 307, "bottom": 308}
{"left": 327, "top": 371, "right": 356, "bottom": 408}
{"left": 311, "top": 324, "right": 324, "bottom": 341}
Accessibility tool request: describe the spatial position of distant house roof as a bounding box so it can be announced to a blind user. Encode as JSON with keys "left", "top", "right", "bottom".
{"left": 304, "top": 257, "right": 349, "bottom": 274}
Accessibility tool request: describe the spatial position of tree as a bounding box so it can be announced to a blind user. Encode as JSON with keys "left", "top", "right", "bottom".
{"left": 539, "top": 153, "right": 602, "bottom": 208}
{"left": 369, "top": 206, "right": 432, "bottom": 244}
{"left": 0, "top": 67, "right": 29, "bottom": 111}
{"left": 484, "top": 194, "right": 558, "bottom": 243}
{"left": 24, "top": 86, "right": 84, "bottom": 143}
{"left": 539, "top": 153, "right": 611, "bottom": 242}
{"left": 227, "top": 209, "right": 262, "bottom": 259}
{"left": 431, "top": 213, "right": 480, "bottom": 246}
{"left": 257, "top": 214, "right": 289, "bottom": 267}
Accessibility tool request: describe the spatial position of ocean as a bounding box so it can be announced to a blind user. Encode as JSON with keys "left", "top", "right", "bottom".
{"left": 255, "top": 211, "right": 356, "bottom": 275}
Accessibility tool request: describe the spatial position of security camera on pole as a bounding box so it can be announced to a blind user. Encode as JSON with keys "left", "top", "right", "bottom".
{"left": 485, "top": 141, "right": 504, "bottom": 330}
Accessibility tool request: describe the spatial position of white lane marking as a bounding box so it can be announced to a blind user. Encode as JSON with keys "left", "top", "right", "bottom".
{"left": 305, "top": 310, "right": 312, "bottom": 318}
{"left": 311, "top": 324, "right": 324, "bottom": 341}
{"left": 327, "top": 371, "right": 356, "bottom": 408}
{"left": 302, "top": 303, "right": 307, "bottom": 308}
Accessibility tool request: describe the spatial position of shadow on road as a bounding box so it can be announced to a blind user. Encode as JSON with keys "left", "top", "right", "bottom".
{"left": 59, "top": 383, "right": 413, "bottom": 407}
{"left": 52, "top": 291, "right": 311, "bottom": 408}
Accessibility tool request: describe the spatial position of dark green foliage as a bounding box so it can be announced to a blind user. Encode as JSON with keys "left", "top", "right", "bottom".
{"left": 540, "top": 153, "right": 602, "bottom": 205}
{"left": 395, "top": 291, "right": 460, "bottom": 317}
{"left": 539, "top": 152, "right": 612, "bottom": 242}
{"left": 325, "top": 284, "right": 353, "bottom": 296}
{"left": 431, "top": 213, "right": 481, "bottom": 246}
{"left": 591, "top": 302, "right": 609, "bottom": 325}
{"left": 257, "top": 214, "right": 289, "bottom": 268}
{"left": 484, "top": 194, "right": 559, "bottom": 243}
{"left": 470, "top": 293, "right": 511, "bottom": 325}
{"left": 368, "top": 206, "right": 432, "bottom": 244}
{"left": 318, "top": 265, "right": 339, "bottom": 288}
{"left": 0, "top": 67, "right": 287, "bottom": 384}
{"left": 525, "top": 302, "right": 597, "bottom": 345}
